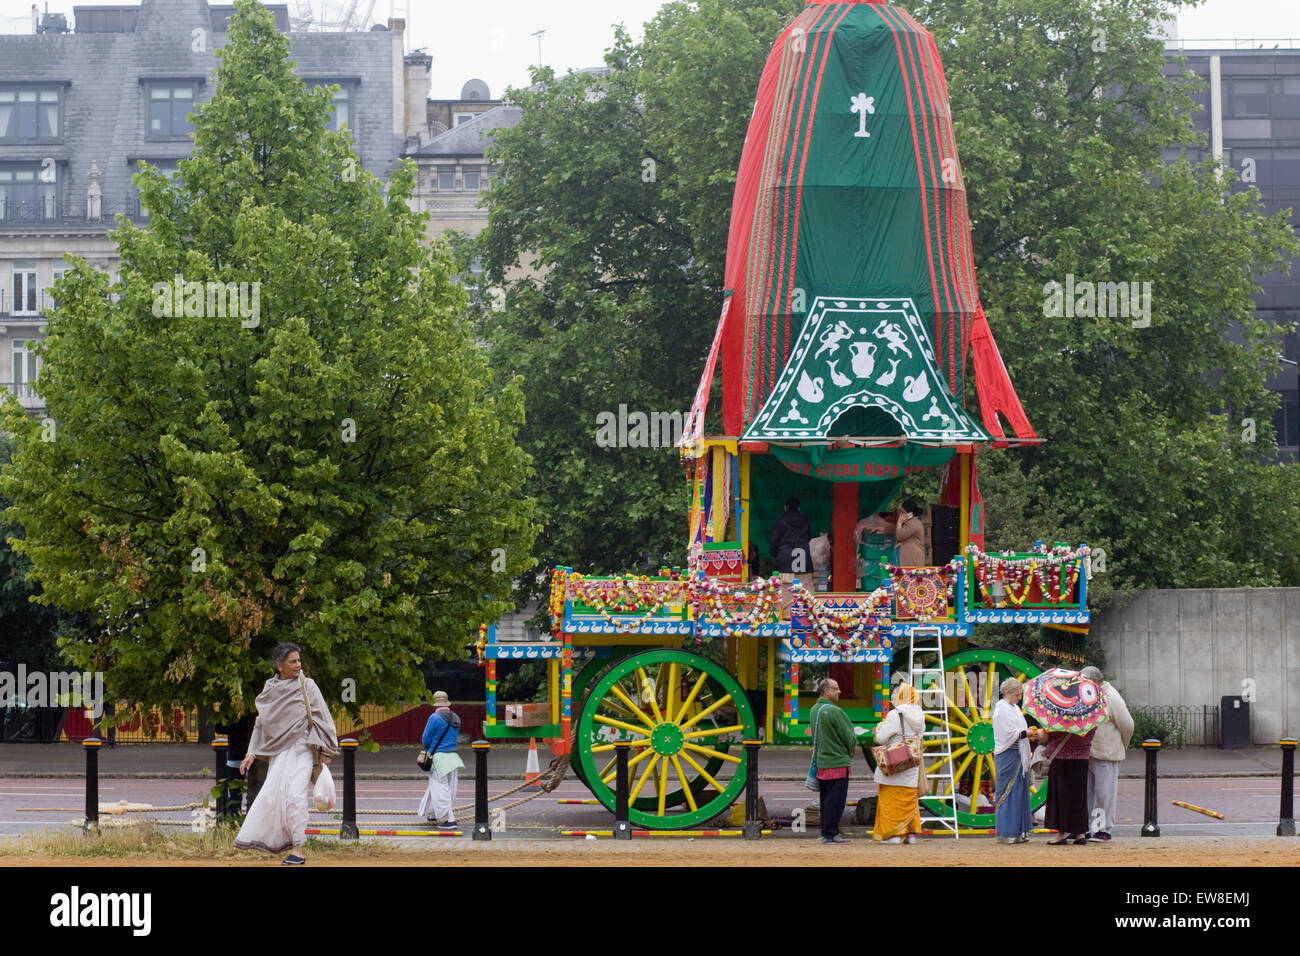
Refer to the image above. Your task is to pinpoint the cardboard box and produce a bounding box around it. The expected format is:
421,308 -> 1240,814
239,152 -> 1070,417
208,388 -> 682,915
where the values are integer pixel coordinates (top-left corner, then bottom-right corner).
504,703 -> 551,727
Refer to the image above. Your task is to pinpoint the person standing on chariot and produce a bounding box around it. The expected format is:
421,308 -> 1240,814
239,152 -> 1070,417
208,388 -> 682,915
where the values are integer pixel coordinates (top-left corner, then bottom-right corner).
809,678 -> 857,844
769,496 -> 811,586
871,682 -> 925,844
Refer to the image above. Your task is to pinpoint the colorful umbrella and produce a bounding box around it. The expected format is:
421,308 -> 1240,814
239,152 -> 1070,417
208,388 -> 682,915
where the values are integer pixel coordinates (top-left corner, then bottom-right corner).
1022,668 -> 1108,734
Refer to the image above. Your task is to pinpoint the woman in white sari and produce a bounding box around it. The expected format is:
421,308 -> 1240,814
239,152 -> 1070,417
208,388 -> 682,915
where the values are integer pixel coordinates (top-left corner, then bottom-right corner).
235,643 -> 339,865
992,676 -> 1036,844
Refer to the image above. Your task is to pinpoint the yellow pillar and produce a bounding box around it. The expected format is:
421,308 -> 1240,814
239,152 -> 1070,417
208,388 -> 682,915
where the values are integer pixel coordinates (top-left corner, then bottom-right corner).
739,451 -> 751,580
959,451 -> 972,553
549,658 -> 560,725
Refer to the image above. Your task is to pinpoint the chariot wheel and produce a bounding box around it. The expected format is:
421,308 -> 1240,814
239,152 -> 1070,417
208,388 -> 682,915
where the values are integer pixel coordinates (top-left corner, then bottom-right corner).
573,648 -> 756,829
915,647 -> 1045,830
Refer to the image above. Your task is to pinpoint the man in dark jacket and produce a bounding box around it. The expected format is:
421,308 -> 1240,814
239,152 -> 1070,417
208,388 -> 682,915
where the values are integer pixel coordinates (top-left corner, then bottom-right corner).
769,496 -> 812,584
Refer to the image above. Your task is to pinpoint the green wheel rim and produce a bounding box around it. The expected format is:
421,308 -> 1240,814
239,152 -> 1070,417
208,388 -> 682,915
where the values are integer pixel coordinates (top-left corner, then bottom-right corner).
575,648 -> 756,830
917,648 -> 1045,830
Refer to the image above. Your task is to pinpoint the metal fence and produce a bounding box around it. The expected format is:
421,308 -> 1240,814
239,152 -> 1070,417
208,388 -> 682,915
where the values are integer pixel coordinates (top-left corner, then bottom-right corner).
1129,704 -> 1220,748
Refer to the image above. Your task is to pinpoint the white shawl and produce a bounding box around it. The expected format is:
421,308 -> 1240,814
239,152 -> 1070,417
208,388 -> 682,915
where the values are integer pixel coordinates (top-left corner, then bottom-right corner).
992,698 -> 1031,774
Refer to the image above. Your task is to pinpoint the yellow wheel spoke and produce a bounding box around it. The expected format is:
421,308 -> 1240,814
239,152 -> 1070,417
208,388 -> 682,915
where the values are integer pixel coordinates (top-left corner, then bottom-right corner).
608,683 -> 658,731
972,754 -> 985,811
683,724 -> 744,741
982,662 -> 996,719
657,757 -> 670,816
924,755 -> 952,777
629,754 -> 661,802
673,672 -> 709,723
666,662 -> 679,727
597,756 -> 616,781
682,742 -> 740,764
591,739 -> 654,753
680,693 -> 733,730
946,751 -> 976,796
943,693 -> 973,729
593,713 -> 651,737
960,670 -> 980,725
670,755 -> 698,812
923,734 -> 966,747
637,668 -> 665,722
600,746 -> 653,784
679,750 -> 724,793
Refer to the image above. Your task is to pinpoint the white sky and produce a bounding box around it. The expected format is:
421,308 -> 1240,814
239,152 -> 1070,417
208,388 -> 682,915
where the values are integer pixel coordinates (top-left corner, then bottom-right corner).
1,0 -> 1298,98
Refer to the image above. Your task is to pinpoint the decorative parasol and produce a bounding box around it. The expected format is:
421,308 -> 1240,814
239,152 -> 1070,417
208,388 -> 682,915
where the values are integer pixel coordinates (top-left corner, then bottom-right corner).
1022,668 -> 1108,734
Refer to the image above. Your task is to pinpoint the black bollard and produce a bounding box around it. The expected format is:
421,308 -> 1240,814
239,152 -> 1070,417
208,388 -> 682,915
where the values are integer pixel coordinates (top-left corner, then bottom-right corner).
1279,738 -> 1297,837
83,737 -> 101,830
472,740 -> 491,841
340,739 -> 359,841
1141,739 -> 1161,837
211,736 -> 228,820
614,742 -> 631,840
743,739 -> 761,841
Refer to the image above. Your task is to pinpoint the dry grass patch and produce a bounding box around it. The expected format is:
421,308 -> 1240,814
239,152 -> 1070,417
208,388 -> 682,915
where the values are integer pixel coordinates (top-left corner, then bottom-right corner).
6,823 -> 400,860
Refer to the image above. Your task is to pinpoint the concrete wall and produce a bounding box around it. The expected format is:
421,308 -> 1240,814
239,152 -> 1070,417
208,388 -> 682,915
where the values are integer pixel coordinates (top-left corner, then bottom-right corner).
1091,588 -> 1300,743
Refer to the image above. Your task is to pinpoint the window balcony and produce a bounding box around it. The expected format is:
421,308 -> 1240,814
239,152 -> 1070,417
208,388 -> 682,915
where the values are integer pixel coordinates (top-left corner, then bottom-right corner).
2,381 -> 43,409
0,198 -> 149,230
0,289 -> 56,316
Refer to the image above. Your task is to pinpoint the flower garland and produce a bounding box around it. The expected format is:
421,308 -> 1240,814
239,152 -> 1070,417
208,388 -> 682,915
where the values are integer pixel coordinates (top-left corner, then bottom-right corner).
966,544 -> 1090,608
791,580 -> 892,655
565,573 -> 689,632
688,575 -> 781,639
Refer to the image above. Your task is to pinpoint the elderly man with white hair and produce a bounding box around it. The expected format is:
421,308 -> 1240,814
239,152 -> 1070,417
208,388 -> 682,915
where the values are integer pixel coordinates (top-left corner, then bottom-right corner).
1080,666 -> 1133,842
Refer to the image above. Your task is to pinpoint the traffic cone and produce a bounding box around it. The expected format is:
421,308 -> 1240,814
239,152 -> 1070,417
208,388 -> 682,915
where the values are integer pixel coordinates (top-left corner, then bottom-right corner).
524,738 -> 542,790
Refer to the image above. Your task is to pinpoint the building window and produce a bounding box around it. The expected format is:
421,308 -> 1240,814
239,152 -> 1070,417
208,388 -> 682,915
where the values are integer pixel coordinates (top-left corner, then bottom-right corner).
0,87 -> 60,140
463,170 -> 481,192
0,164 -> 59,222
12,262 -> 38,315
148,84 -> 197,137
12,339 -> 39,389
310,82 -> 352,133
438,169 -> 456,191
454,112 -> 474,126
133,161 -> 180,220
1229,80 -> 1270,118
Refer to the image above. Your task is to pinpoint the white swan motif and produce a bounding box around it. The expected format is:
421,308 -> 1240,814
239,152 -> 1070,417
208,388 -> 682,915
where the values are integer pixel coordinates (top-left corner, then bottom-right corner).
902,373 -> 930,403
875,358 -> 901,387
797,370 -> 825,403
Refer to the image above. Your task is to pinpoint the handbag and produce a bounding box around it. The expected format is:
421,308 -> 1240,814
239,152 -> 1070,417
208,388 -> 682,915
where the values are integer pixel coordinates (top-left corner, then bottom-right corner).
418,719 -> 454,773
299,675 -> 326,785
872,707 -> 922,776
804,704 -> 827,791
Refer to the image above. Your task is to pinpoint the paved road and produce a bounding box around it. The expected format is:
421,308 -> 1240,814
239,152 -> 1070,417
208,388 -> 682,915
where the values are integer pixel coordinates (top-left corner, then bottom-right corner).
0,774 -> 1287,841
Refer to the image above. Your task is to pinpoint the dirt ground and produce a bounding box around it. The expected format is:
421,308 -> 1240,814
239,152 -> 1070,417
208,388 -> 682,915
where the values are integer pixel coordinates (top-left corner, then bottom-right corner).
2,835 -> 1298,866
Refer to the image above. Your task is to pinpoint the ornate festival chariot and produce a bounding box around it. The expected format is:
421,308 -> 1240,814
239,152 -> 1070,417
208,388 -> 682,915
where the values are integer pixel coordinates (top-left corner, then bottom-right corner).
478,0 -> 1093,831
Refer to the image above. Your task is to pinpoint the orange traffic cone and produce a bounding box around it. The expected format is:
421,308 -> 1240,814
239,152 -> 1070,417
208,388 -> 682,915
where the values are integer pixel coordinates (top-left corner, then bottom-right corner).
524,738 -> 542,790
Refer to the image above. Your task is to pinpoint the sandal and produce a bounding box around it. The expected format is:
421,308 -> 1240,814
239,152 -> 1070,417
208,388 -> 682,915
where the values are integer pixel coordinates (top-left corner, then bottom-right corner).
1073,835 -> 1090,845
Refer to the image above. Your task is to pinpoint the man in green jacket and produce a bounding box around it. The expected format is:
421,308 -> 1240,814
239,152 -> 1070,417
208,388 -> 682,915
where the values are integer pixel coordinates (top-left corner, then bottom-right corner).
810,678 -> 857,843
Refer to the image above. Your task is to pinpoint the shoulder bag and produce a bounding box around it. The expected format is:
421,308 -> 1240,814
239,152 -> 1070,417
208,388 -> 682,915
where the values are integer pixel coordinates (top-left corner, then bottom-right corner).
417,718 -> 454,773
871,707 -> 922,776
804,704 -> 827,791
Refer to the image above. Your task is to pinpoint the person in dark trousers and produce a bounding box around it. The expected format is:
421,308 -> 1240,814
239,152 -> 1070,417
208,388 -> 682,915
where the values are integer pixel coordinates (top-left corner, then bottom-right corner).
769,496 -> 812,585
810,678 -> 857,844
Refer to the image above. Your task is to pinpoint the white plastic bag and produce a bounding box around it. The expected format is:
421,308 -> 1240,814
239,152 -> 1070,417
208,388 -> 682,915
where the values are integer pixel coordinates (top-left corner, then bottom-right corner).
313,764 -> 336,811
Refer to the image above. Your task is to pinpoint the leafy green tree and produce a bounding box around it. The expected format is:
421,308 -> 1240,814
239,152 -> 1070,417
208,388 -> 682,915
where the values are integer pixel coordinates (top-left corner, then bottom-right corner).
0,0 -> 537,725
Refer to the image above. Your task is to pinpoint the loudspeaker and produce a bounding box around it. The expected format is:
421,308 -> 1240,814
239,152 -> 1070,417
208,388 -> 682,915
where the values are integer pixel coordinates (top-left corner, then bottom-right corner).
930,505 -> 960,565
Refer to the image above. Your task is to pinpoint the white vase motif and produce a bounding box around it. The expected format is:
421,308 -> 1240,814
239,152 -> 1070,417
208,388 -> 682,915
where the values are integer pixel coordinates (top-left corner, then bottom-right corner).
849,341 -> 877,378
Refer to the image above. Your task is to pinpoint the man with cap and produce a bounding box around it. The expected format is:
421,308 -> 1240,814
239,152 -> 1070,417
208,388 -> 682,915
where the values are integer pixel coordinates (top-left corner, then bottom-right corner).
417,691 -> 465,826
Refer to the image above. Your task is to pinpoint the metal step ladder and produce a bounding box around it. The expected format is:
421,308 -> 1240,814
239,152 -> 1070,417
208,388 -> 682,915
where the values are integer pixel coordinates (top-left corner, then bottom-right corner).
907,626 -> 959,838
